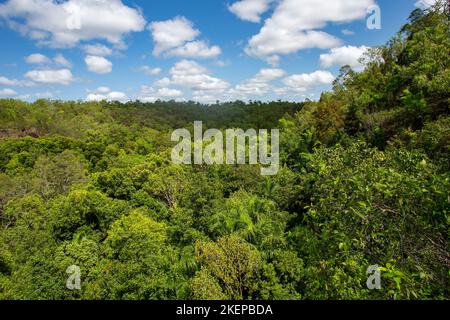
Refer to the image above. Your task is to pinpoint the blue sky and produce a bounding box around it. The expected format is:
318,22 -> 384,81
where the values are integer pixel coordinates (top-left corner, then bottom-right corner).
0,0 -> 435,103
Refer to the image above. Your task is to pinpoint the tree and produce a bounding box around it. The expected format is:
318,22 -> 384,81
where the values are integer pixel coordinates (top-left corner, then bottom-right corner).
195,235 -> 261,299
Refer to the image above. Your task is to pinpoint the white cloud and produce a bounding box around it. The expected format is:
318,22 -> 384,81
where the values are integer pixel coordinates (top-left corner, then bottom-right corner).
247,31 -> 341,59
271,70 -> 335,99
320,45 -> 369,72
82,44 -> 113,56
141,65 -> 333,103
0,76 -> 20,86
228,0 -> 273,23
0,0 -> 146,48
140,66 -> 162,76
149,16 -> 221,59
136,85 -> 184,102
86,87 -> 128,102
170,60 -> 209,76
214,60 -> 229,67
283,70 -> 335,89
245,0 -> 374,59
147,60 -> 230,103
85,55 -> 112,74
106,91 -> 127,101
35,91 -> 54,99
24,69 -> 74,85
265,55 -> 280,67
230,68 -> 285,99
96,86 -> 111,94
272,86 -> 307,97
174,74 -> 229,91
254,68 -> 286,81
154,77 -> 172,87
54,54 -> 72,68
25,53 -> 51,64
157,87 -> 183,98
149,63 -> 332,103
87,92 -> 127,101
0,76 -> 34,87
136,86 -> 156,102
169,60 -> 229,91
17,91 -> 55,100
415,0 -> 438,9
149,16 -> 200,56
166,40 -> 221,59
191,93 -> 225,104
25,53 -> 72,68
0,88 -> 17,96
137,96 -> 158,103
341,29 -> 355,36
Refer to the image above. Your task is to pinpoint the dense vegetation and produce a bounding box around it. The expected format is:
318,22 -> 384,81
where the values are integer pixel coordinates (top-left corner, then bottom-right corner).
0,4 -> 448,300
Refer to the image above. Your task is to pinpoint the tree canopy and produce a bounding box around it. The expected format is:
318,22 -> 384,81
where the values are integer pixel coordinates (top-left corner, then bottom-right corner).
0,3 -> 448,300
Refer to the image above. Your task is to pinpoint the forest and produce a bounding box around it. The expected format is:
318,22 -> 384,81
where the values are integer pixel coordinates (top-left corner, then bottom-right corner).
0,4 -> 448,300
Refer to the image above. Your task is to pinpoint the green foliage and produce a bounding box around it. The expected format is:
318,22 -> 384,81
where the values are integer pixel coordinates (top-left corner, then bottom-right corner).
208,191 -> 290,250
48,189 -> 129,241
195,235 -> 261,299
0,3 -> 448,300
188,268 -> 227,300
295,141 -> 449,299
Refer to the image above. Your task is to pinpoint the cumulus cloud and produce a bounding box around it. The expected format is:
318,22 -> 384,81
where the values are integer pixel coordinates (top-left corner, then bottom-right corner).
170,60 -> 208,77
247,30 -> 340,60
148,63 -> 333,103
166,40 -> 221,59
137,85 -> 184,102
254,68 -> 286,81
228,0 -> 273,23
0,0 -> 146,48
283,70 -> 335,88
54,54 -> 72,68
147,60 -> 230,103
230,68 -> 285,99
191,92 -> 229,104
154,77 -> 172,87
149,16 -> 199,56
82,44 -> 113,56
86,87 -> 128,102
25,53 -> 51,64
34,91 -> 54,99
0,76 -> 21,86
0,77 -> 16,86
140,66 -> 162,76
17,91 -> 55,100
25,53 -> 72,69
96,86 -> 111,94
157,87 -> 183,98
415,0 -> 438,8
24,69 -> 74,85
85,55 -> 112,74
0,75 -> 34,87
271,70 -> 335,98
149,16 -> 221,59
169,60 -> 230,91
245,0 -> 374,60
0,88 -> 17,96
265,55 -> 280,67
341,29 -> 355,36
186,67 -> 287,103
320,45 -> 369,72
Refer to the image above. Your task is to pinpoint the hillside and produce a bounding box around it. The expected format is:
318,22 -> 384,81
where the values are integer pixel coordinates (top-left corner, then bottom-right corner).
0,3 -> 448,300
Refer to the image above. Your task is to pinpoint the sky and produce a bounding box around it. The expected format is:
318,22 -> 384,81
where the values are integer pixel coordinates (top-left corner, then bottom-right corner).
0,0 -> 438,104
